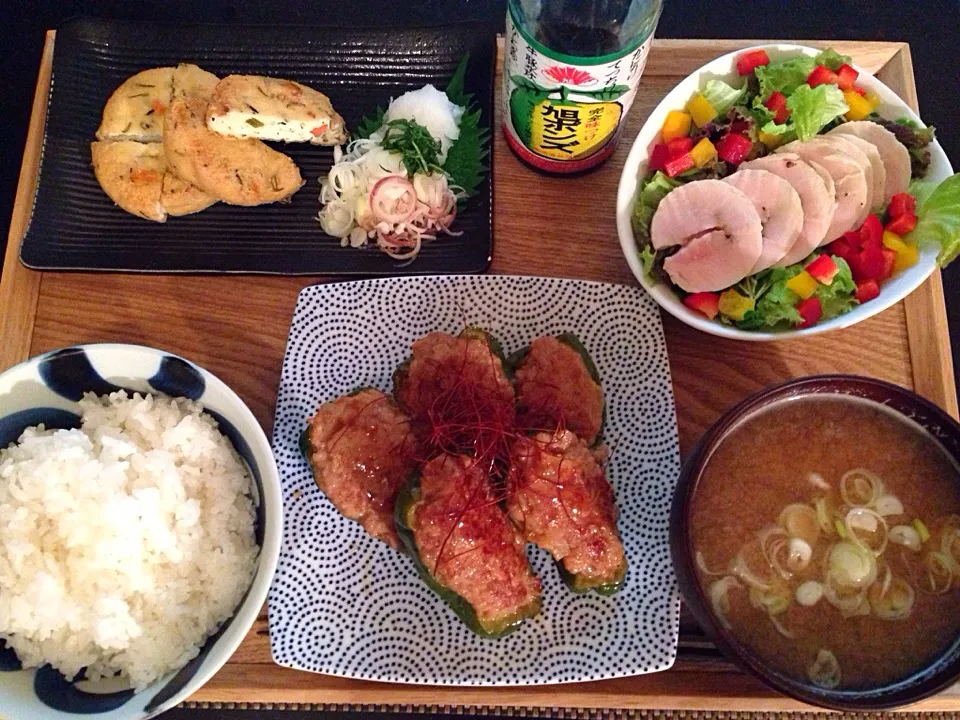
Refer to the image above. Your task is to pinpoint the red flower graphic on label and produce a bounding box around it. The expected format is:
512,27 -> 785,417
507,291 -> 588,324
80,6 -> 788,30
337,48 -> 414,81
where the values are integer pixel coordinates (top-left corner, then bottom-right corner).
543,65 -> 596,86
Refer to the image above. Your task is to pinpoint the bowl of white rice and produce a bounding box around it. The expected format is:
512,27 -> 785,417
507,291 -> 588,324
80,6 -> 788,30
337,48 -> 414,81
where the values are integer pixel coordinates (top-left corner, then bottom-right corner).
0,344 -> 281,719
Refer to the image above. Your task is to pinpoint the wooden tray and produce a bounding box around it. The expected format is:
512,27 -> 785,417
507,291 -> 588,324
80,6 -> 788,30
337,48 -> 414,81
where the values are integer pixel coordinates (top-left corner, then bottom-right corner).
1,35 -> 958,713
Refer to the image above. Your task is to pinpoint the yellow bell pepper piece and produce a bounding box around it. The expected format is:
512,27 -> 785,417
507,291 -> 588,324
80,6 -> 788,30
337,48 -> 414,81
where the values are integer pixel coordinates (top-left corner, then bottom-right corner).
882,231 -> 908,253
895,242 -> 919,272
843,90 -> 873,121
689,138 -> 717,168
661,110 -> 692,141
718,289 -> 754,321
686,94 -> 717,128
864,91 -> 881,112
883,231 -> 920,272
785,270 -> 819,300
758,130 -> 785,149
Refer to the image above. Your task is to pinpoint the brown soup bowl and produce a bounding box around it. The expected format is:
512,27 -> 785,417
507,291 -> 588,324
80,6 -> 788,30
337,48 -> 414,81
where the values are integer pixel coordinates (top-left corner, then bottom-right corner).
670,375 -> 960,710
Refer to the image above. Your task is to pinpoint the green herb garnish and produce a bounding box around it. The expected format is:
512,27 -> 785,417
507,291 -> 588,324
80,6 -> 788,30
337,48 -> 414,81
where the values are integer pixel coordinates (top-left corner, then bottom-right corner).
380,119 -> 445,176
245,117 -> 264,128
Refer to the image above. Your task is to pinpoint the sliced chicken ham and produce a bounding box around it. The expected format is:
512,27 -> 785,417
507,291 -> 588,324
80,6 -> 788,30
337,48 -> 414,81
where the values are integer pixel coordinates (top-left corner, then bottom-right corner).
777,142 -> 868,243
723,169 -> 803,273
740,154 -> 835,266
650,179 -> 762,293
792,136 -> 876,224
829,121 -> 911,203
826,133 -> 886,211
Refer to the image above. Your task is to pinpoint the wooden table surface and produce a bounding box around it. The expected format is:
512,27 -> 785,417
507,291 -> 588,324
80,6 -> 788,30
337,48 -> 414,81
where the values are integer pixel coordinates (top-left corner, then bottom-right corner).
1,36 -> 958,713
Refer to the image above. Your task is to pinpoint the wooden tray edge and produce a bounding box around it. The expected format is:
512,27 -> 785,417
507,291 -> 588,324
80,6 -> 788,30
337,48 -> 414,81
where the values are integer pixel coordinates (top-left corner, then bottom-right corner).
0,30 -> 52,372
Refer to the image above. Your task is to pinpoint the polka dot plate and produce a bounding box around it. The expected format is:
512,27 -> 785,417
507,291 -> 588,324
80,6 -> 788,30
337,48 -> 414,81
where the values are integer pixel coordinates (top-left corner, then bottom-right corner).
268,275 -> 682,685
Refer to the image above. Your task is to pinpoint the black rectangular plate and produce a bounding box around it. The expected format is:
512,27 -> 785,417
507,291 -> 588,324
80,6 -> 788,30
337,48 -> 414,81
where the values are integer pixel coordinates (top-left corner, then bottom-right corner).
21,18 -> 495,274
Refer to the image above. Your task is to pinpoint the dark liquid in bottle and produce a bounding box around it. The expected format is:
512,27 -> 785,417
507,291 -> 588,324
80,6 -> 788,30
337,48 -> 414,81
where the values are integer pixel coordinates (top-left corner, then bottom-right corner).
534,0 -> 632,56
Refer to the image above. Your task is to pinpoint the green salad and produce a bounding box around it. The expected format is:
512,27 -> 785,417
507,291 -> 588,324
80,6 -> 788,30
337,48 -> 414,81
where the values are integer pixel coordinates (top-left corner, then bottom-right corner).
632,47 -> 960,332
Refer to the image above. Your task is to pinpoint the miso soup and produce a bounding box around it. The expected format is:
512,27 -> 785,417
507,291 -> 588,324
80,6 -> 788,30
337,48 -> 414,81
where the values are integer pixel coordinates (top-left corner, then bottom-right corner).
691,395 -> 960,690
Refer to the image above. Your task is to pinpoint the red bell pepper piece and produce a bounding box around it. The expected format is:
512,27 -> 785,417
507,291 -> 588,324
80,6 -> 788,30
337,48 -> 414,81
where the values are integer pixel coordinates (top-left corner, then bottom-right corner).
736,49 -> 771,76
827,238 -> 860,261
855,279 -> 881,304
807,64 -> 839,87
835,63 -> 859,91
664,152 -> 695,177
885,212 -> 918,236
805,254 -> 840,284
682,292 -> 721,320
860,214 -> 884,249
715,133 -> 753,165
879,247 -> 897,281
649,143 -> 670,172
887,192 -> 917,219
796,297 -> 823,328
848,246 -> 885,283
850,85 -> 867,96
763,91 -> 791,124
666,136 -> 695,158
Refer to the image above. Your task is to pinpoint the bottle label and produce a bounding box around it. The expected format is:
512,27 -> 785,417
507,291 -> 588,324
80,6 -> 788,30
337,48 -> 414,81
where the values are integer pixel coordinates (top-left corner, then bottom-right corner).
502,5 -> 654,171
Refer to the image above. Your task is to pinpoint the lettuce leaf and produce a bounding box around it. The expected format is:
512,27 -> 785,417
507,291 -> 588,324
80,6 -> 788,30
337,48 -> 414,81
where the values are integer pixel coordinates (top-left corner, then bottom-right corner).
639,245 -> 656,277
814,256 -> 857,318
754,56 -> 817,97
701,79 -> 746,116
813,49 -> 852,71
786,84 -> 849,141
908,178 -> 939,208
755,265 -> 803,326
908,174 -> 960,266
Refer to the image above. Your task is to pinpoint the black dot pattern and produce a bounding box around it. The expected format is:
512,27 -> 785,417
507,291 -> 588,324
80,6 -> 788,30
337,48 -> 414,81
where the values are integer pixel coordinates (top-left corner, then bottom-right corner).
267,275 -> 682,685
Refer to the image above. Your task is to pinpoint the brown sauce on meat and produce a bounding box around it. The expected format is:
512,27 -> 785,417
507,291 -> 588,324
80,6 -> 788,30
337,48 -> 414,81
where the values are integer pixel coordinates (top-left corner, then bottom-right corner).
692,396 -> 960,689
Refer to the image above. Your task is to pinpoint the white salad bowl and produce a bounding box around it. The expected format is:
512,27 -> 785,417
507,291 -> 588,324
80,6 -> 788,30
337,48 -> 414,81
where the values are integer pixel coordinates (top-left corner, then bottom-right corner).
615,43 -> 955,341
0,344 -> 282,719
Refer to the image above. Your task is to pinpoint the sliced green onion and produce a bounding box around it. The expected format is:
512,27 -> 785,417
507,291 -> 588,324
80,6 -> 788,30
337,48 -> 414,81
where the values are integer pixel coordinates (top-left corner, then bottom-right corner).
845,507 -> 888,556
874,494 -> 904,517
808,649 -> 842,689
889,525 -> 922,552
840,468 -> 883,508
709,576 -> 742,629
778,503 -> 821,546
796,580 -> 824,607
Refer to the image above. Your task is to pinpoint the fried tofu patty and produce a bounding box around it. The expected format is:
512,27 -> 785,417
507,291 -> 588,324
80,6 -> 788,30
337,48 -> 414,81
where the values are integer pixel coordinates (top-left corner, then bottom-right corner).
514,336 -> 604,444
408,454 -> 541,632
90,140 -> 167,221
507,429 -> 626,590
206,74 -> 347,146
96,67 -> 174,143
163,97 -> 304,206
305,388 -> 417,549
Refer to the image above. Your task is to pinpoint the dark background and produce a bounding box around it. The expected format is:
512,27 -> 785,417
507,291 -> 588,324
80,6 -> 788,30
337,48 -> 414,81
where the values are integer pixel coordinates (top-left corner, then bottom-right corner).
1,1 -> 959,718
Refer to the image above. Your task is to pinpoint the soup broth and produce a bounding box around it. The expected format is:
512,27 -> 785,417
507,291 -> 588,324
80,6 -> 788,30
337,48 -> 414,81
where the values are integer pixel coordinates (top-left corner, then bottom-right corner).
692,395 -> 960,690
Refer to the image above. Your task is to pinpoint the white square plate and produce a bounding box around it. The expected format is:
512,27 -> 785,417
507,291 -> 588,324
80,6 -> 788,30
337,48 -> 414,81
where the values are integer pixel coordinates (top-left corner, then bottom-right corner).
268,275 -> 681,685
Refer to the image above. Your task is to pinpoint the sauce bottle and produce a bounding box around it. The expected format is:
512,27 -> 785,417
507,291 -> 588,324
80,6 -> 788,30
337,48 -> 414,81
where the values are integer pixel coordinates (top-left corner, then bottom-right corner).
503,0 -> 664,174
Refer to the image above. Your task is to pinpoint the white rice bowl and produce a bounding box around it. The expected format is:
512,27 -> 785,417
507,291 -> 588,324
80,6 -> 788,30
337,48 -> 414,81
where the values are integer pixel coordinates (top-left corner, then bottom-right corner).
0,390 -> 259,691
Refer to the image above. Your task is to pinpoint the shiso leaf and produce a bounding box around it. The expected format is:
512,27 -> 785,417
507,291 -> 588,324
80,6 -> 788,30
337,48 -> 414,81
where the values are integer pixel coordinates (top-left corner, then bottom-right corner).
443,53 -> 489,200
